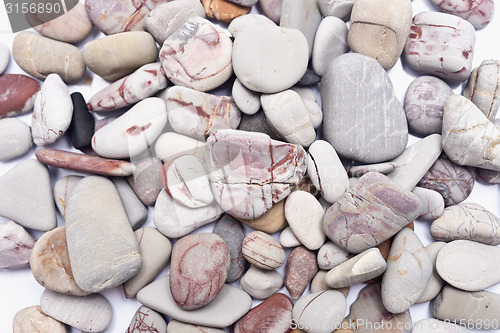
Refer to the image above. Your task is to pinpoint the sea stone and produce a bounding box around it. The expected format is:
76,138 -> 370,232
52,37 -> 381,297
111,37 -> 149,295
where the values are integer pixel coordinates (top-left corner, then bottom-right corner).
412,318 -> 470,333
83,31 -> 158,82
310,270 -> 350,297
416,242 -> 446,304
154,189 -> 223,238
124,227 -> 171,298
412,187 -> 445,220
242,231 -> 286,270
381,228 -> 432,314
65,176 -> 141,293
404,76 -> 453,136
285,246 -> 318,299
0,159 -> 56,231
127,154 -> 163,205
12,32 -> 85,83
92,97 -> 167,159
167,320 -> 224,333
418,152 -> 475,206
0,74 -> 39,118
318,0 -> 355,20
85,0 -> 169,35
430,285 -> 500,329
323,172 -> 421,253
404,12 -> 476,82
238,200 -> 288,233
160,17 -> 233,91
238,112 -> 280,140
206,129 -> 307,220
0,118 -> 32,161
234,293 -> 293,333
13,306 -> 66,333
40,289 -> 112,332
312,16 -> 349,76
317,241 -> 351,270
68,92 -> 95,150
137,275 -> 252,328
463,59 -> 500,120
201,0 -> 251,23
0,41 -> 9,74
127,306 -> 167,333
321,53 -> 408,163
87,63 -> 168,112
0,221 -> 35,269
227,14 -> 275,38
53,176 -> 82,219
166,86 -> 241,140
232,78 -> 261,115
232,25 -> 308,93
280,226 -> 301,248
145,0 -> 206,45
32,74 -> 73,146
348,0 -> 412,69
429,0 -> 494,29
155,132 -> 206,162
292,290 -> 346,333
259,0 -> 282,23
112,177 -> 148,230
240,266 -> 283,299
213,215 -> 247,283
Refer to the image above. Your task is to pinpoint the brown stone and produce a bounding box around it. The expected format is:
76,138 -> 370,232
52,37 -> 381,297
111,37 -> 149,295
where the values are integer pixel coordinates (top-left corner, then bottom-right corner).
201,0 -> 251,23
0,74 -> 39,119
284,246 -> 318,299
13,306 -> 67,333
234,293 -> 293,333
237,200 -> 288,233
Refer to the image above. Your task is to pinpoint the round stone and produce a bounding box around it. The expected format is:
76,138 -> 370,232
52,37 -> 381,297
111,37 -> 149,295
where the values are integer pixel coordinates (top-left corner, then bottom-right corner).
0,118 -> 32,161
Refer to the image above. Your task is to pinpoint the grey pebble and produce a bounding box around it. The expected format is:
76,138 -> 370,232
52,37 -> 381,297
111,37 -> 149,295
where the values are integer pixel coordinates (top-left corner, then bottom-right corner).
318,0 -> 355,20
232,78 -> 261,115
312,16 -> 349,76
416,242 -> 446,304
127,153 -> 164,206
0,118 -> 32,161
317,241 -> 351,270
238,111 -> 280,140
240,266 -> 283,299
112,177 -> 148,230
463,59 -> 500,121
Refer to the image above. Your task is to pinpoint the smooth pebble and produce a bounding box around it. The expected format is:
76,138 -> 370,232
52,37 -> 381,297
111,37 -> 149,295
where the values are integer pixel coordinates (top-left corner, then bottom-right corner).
312,16 -> 349,76
0,41 -> 9,74
463,59 -> 500,120
68,92 -> 95,151
0,74 -> 39,119
13,306 -> 66,333
284,246 -> 318,299
412,186 -> 445,220
416,242 -> 446,304
232,78 -> 261,115
280,226 -> 302,248
0,118 -> 32,161
242,231 -> 286,270
240,265 -> 283,299
317,0 -> 355,20
0,221 -> 35,269
317,241 -> 351,271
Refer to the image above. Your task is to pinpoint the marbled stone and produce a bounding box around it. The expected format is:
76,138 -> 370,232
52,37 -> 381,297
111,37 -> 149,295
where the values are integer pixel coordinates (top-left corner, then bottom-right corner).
259,0 -> 282,23
238,200 -> 288,233
155,132 -> 206,162
232,78 -> 261,115
404,76 -> 453,136
318,0 -> 355,20
112,177 -> 148,230
0,74 -> 38,119
160,17 -> 232,91
418,152 -> 475,206
238,112 -> 280,140
430,0 -> 494,29
285,246 -> 318,299
404,12 -> 476,82
321,53 -> 408,163
232,25 -> 308,93
240,265 -> 283,299
0,41 -> 9,74
280,226 -> 301,248
166,86 -> 241,140
412,187 -> 445,220
12,32 -> 85,83
317,241 -> 351,271
65,176 -> 141,293
68,92 -> 95,151
126,306 -> 167,333
83,31 -> 158,82
0,118 -> 32,161
293,290 -> 346,333
412,318 -> 470,333
201,0 -> 251,23
234,293 -> 293,333
312,16 -> 349,76
53,176 -> 82,219
13,306 -> 66,333
0,221 -> 35,269
416,242 -> 446,304
463,59 -> 500,120
227,14 -> 275,37
127,154 -> 163,205
477,168 -> 500,183
242,231 -> 286,270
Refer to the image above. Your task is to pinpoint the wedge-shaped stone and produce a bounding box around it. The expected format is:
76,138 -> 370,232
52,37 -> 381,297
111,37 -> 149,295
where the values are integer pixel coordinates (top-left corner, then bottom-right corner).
112,177 -> 148,230
127,153 -> 163,205
0,221 -> 35,269
65,176 -> 141,293
237,200 -> 287,233
285,246 -> 318,299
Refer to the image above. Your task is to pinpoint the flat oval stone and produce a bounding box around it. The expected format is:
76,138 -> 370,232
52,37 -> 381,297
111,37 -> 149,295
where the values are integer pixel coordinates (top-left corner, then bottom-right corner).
348,0 -> 412,69
30,226 -> 89,296
0,74 -> 39,119
40,289 -> 112,332
237,200 -> 287,233
323,172 -> 421,253
312,16 -> 349,76
83,31 -> 158,82
285,246 -> 318,299
0,118 -> 32,161
430,285 -> 500,329
321,53 -> 408,163
416,242 -> 446,304
92,97 -> 167,159
213,215 -> 246,283
404,76 -> 453,136
13,306 -> 66,333
412,186 -> 445,221
238,111 -> 280,140
227,14 -> 275,38
32,74 -> 73,146
234,293 -> 293,333
68,92 -> 95,151
0,41 -> 9,74
232,25 -> 308,94
0,221 -> 35,269
146,0 -> 206,45
201,0 -> 251,23
418,152 -> 475,206
412,318 -> 470,333
239,265 -> 283,299
137,275 -> 252,328
242,231 -> 286,270
65,176 -> 141,293
167,320 -> 224,333
127,154 -> 163,206
317,241 -> 351,270
232,78 -> 261,115
431,203 -> 500,245
404,12 -> 476,82
166,86 -> 241,140
259,0 -> 282,23
430,0 -> 494,29
155,132 -> 206,162
124,227 -> 171,298
160,17 -> 232,91
112,177 -> 148,230
170,233 -> 230,310
293,290 -> 346,333
127,306 -> 167,333
463,59 -> 500,120
154,189 -> 223,238
280,226 -> 301,248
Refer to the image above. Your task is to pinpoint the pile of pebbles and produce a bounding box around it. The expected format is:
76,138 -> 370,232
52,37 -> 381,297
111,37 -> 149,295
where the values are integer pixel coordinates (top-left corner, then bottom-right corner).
1,0 -> 500,332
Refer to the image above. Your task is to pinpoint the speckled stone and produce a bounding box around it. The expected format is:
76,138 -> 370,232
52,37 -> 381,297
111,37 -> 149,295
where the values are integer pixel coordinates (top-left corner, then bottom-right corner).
13,306 -> 66,333
126,306 -> 167,333
0,221 -> 35,269
0,118 -> 32,161
240,266 -> 283,299
242,231 -> 286,270
285,246 -> 318,299
0,74 -> 39,119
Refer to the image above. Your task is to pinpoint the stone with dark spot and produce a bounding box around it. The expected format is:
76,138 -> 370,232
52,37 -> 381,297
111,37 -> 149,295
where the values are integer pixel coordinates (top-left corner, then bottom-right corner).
0,74 -> 39,119
284,246 -> 318,299
68,92 -> 95,151
238,112 -> 280,140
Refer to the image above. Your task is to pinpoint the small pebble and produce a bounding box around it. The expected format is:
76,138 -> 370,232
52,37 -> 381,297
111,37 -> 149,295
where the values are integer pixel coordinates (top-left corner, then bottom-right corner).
240,266 -> 283,299
242,231 -> 286,270
0,118 -> 32,161
232,78 -> 261,115
317,241 -> 351,271
126,306 -> 167,333
0,74 -> 39,119
112,177 -> 148,230
416,242 -> 446,304
463,59 -> 500,120
280,226 -> 302,248
312,16 -> 349,76
155,132 -> 206,162
53,176 -> 82,219
68,92 -> 95,151
303,98 -> 323,129
0,41 -> 9,74
0,221 -> 35,269
13,306 -> 66,333
317,0 -> 355,20
237,200 -> 288,233
237,111 -> 280,140
127,154 -> 164,206
429,0 -> 494,29
201,0 -> 251,23
412,186 -> 445,220
284,246 -> 318,299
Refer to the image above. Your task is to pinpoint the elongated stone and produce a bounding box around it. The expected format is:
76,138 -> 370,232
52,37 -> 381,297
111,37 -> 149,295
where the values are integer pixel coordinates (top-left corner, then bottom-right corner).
317,241 -> 351,271
293,290 -> 346,333
412,318 -> 470,333
167,320 -> 224,333
0,118 -> 32,161
285,246 -> 318,299
310,270 -> 351,298
232,78 -> 261,115
53,176 -> 82,220
137,275 -> 252,328
127,306 -> 167,333
40,289 -> 112,332
128,154 -> 163,205
213,216 -> 246,283
323,172 -> 421,253
412,187 -> 445,221
67,92 -> 95,151
280,226 -> 301,248
463,59 -> 500,120
206,129 -> 307,219
240,266 -> 283,299
429,0 -> 494,29
111,178 -> 148,230
13,306 -> 66,333
35,148 -> 135,176
0,74 -> 39,119
416,242 -> 446,304
0,221 -> 35,269
242,231 -> 286,270
312,16 -> 349,76
65,176 -> 141,293
87,63 -> 168,112
166,86 -> 241,140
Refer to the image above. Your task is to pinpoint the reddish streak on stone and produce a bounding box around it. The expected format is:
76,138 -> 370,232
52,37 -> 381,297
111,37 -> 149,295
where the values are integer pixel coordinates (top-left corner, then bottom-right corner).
409,26 -> 422,39
0,74 -> 39,117
169,98 -> 211,119
126,308 -> 160,333
462,50 -> 471,59
126,123 -> 152,136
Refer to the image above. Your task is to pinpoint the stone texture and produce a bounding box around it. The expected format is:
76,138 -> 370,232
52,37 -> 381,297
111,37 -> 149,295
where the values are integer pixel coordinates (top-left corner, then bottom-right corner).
240,265 -> 283,299
463,59 -> 500,120
167,320 -> 224,333
280,226 -> 301,248
318,0 -> 355,20
232,78 -> 261,115
127,154 -> 163,205
65,176 -> 141,293
68,92 -> 95,151
412,186 -> 445,221
310,270 -> 350,297
0,74 -> 38,119
259,0 -> 282,23
321,53 -> 408,163
0,118 -> 32,161
238,112 -> 280,140
12,32 -> 85,83
285,246 -> 318,299
126,306 -> 167,333
317,241 -> 351,271
0,41 -> 8,74
13,306 -> 66,333
242,231 -> 286,270
53,176 -> 82,219
155,132 -> 206,162
312,16 -> 349,76
237,200 -> 287,233
227,14 -> 275,38
112,177 -> 148,230
412,318 -> 470,333
430,0 -> 494,28
416,242 -> 446,304
201,0 -> 251,23
0,221 -> 35,269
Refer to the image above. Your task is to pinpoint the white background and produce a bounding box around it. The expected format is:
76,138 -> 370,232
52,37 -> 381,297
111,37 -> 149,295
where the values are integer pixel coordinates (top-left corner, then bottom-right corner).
0,0 -> 500,332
